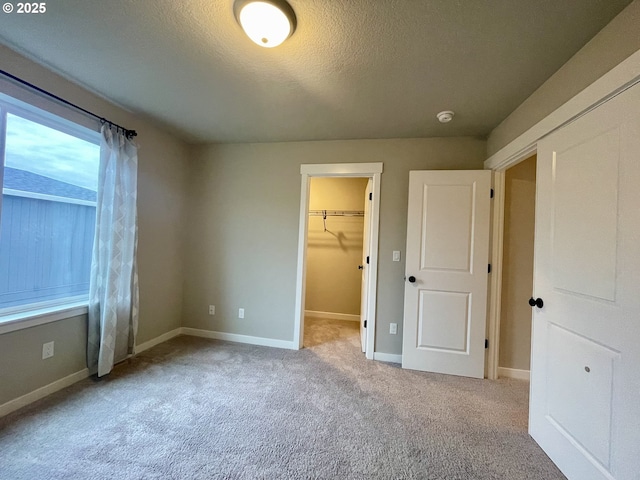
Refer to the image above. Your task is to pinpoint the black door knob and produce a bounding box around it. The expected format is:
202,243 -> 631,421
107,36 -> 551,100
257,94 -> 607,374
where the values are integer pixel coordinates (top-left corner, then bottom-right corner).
358,265 -> 363,270
529,297 -> 544,308
408,276 -> 416,283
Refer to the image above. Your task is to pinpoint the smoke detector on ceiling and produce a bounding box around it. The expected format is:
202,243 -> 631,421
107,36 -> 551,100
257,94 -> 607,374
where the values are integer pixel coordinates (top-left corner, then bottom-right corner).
436,111 -> 455,123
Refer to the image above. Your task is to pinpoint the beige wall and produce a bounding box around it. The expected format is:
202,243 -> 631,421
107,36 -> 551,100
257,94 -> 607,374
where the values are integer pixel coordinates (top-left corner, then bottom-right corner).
183,137 -> 486,354
0,46 -> 189,406
499,156 -> 536,371
0,316 -> 86,405
488,0 -> 640,156
305,178 -> 368,316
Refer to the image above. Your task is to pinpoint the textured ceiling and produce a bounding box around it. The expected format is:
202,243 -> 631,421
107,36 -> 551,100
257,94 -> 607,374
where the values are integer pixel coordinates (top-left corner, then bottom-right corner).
0,0 -> 632,143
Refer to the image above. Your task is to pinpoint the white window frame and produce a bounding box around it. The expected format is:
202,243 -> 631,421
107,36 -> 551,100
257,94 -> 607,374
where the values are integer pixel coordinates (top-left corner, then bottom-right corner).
0,92 -> 100,331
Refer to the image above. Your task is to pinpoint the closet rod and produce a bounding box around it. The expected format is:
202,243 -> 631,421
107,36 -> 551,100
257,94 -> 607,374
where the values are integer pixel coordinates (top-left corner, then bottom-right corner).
308,210 -> 364,217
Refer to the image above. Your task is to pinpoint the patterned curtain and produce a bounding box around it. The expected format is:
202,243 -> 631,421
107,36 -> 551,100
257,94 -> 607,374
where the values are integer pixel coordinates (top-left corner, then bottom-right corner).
87,125 -> 139,377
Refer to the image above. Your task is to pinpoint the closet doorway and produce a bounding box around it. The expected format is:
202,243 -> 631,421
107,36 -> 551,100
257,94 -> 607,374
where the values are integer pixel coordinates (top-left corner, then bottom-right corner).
497,154 -> 536,381
293,163 -> 382,359
303,177 -> 369,350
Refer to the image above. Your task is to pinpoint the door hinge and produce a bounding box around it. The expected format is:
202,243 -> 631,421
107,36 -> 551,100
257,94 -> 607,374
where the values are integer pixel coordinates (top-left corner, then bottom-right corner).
488,264 -> 492,273
364,320 -> 367,328
485,339 -> 489,349
369,192 -> 373,201
490,188 -> 494,198
366,255 -> 370,264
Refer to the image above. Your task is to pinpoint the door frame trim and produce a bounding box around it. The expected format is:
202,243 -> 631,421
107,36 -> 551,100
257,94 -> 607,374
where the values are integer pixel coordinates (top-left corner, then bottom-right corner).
484,48 -> 640,380
293,162 -> 383,359
485,49 -> 640,171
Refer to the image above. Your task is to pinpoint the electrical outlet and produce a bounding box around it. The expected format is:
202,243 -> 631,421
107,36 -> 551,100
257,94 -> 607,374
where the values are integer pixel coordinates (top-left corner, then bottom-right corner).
208,305 -> 215,315
238,308 -> 245,319
42,341 -> 55,359
392,250 -> 401,262
389,323 -> 398,335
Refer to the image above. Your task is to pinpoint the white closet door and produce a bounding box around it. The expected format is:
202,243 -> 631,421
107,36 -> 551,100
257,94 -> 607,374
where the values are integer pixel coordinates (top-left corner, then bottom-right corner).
530,82 -> 640,480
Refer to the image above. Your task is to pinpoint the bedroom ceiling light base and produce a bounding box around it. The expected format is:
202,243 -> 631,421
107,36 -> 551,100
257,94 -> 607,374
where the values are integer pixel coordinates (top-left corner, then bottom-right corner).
234,0 -> 297,48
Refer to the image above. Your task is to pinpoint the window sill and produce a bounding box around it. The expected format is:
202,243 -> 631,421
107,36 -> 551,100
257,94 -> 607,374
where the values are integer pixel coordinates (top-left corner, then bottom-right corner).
0,301 -> 88,335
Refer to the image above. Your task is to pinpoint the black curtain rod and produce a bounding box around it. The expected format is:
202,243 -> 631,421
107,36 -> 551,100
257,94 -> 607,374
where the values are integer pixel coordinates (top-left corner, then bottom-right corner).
0,69 -> 137,139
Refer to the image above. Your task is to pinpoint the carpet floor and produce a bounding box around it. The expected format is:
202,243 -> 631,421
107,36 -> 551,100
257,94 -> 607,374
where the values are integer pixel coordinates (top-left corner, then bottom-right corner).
0,318 -> 565,479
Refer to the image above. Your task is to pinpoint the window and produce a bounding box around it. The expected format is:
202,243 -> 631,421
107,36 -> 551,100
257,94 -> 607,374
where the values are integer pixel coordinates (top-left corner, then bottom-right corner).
0,93 -> 100,316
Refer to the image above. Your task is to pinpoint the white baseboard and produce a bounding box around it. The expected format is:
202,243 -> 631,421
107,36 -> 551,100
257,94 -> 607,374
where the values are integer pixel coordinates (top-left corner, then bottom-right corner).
181,327 -> 297,350
373,352 -> 402,364
0,327 -> 185,418
136,328 -> 182,353
0,368 -> 90,418
0,327 -> 296,418
498,367 -> 530,381
305,310 -> 360,322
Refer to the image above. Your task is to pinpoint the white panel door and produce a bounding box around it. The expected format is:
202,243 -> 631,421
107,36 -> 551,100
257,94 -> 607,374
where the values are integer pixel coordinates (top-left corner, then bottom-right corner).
530,83 -> 640,480
360,179 -> 372,352
402,170 -> 491,378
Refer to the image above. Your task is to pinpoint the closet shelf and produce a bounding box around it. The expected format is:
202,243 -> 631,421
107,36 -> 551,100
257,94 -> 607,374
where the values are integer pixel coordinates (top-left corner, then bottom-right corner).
308,210 -> 364,217
309,210 -> 364,232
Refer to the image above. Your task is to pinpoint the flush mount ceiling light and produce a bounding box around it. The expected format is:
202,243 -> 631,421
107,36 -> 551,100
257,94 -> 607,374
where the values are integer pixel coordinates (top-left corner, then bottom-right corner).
436,111 -> 455,123
234,0 -> 297,48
